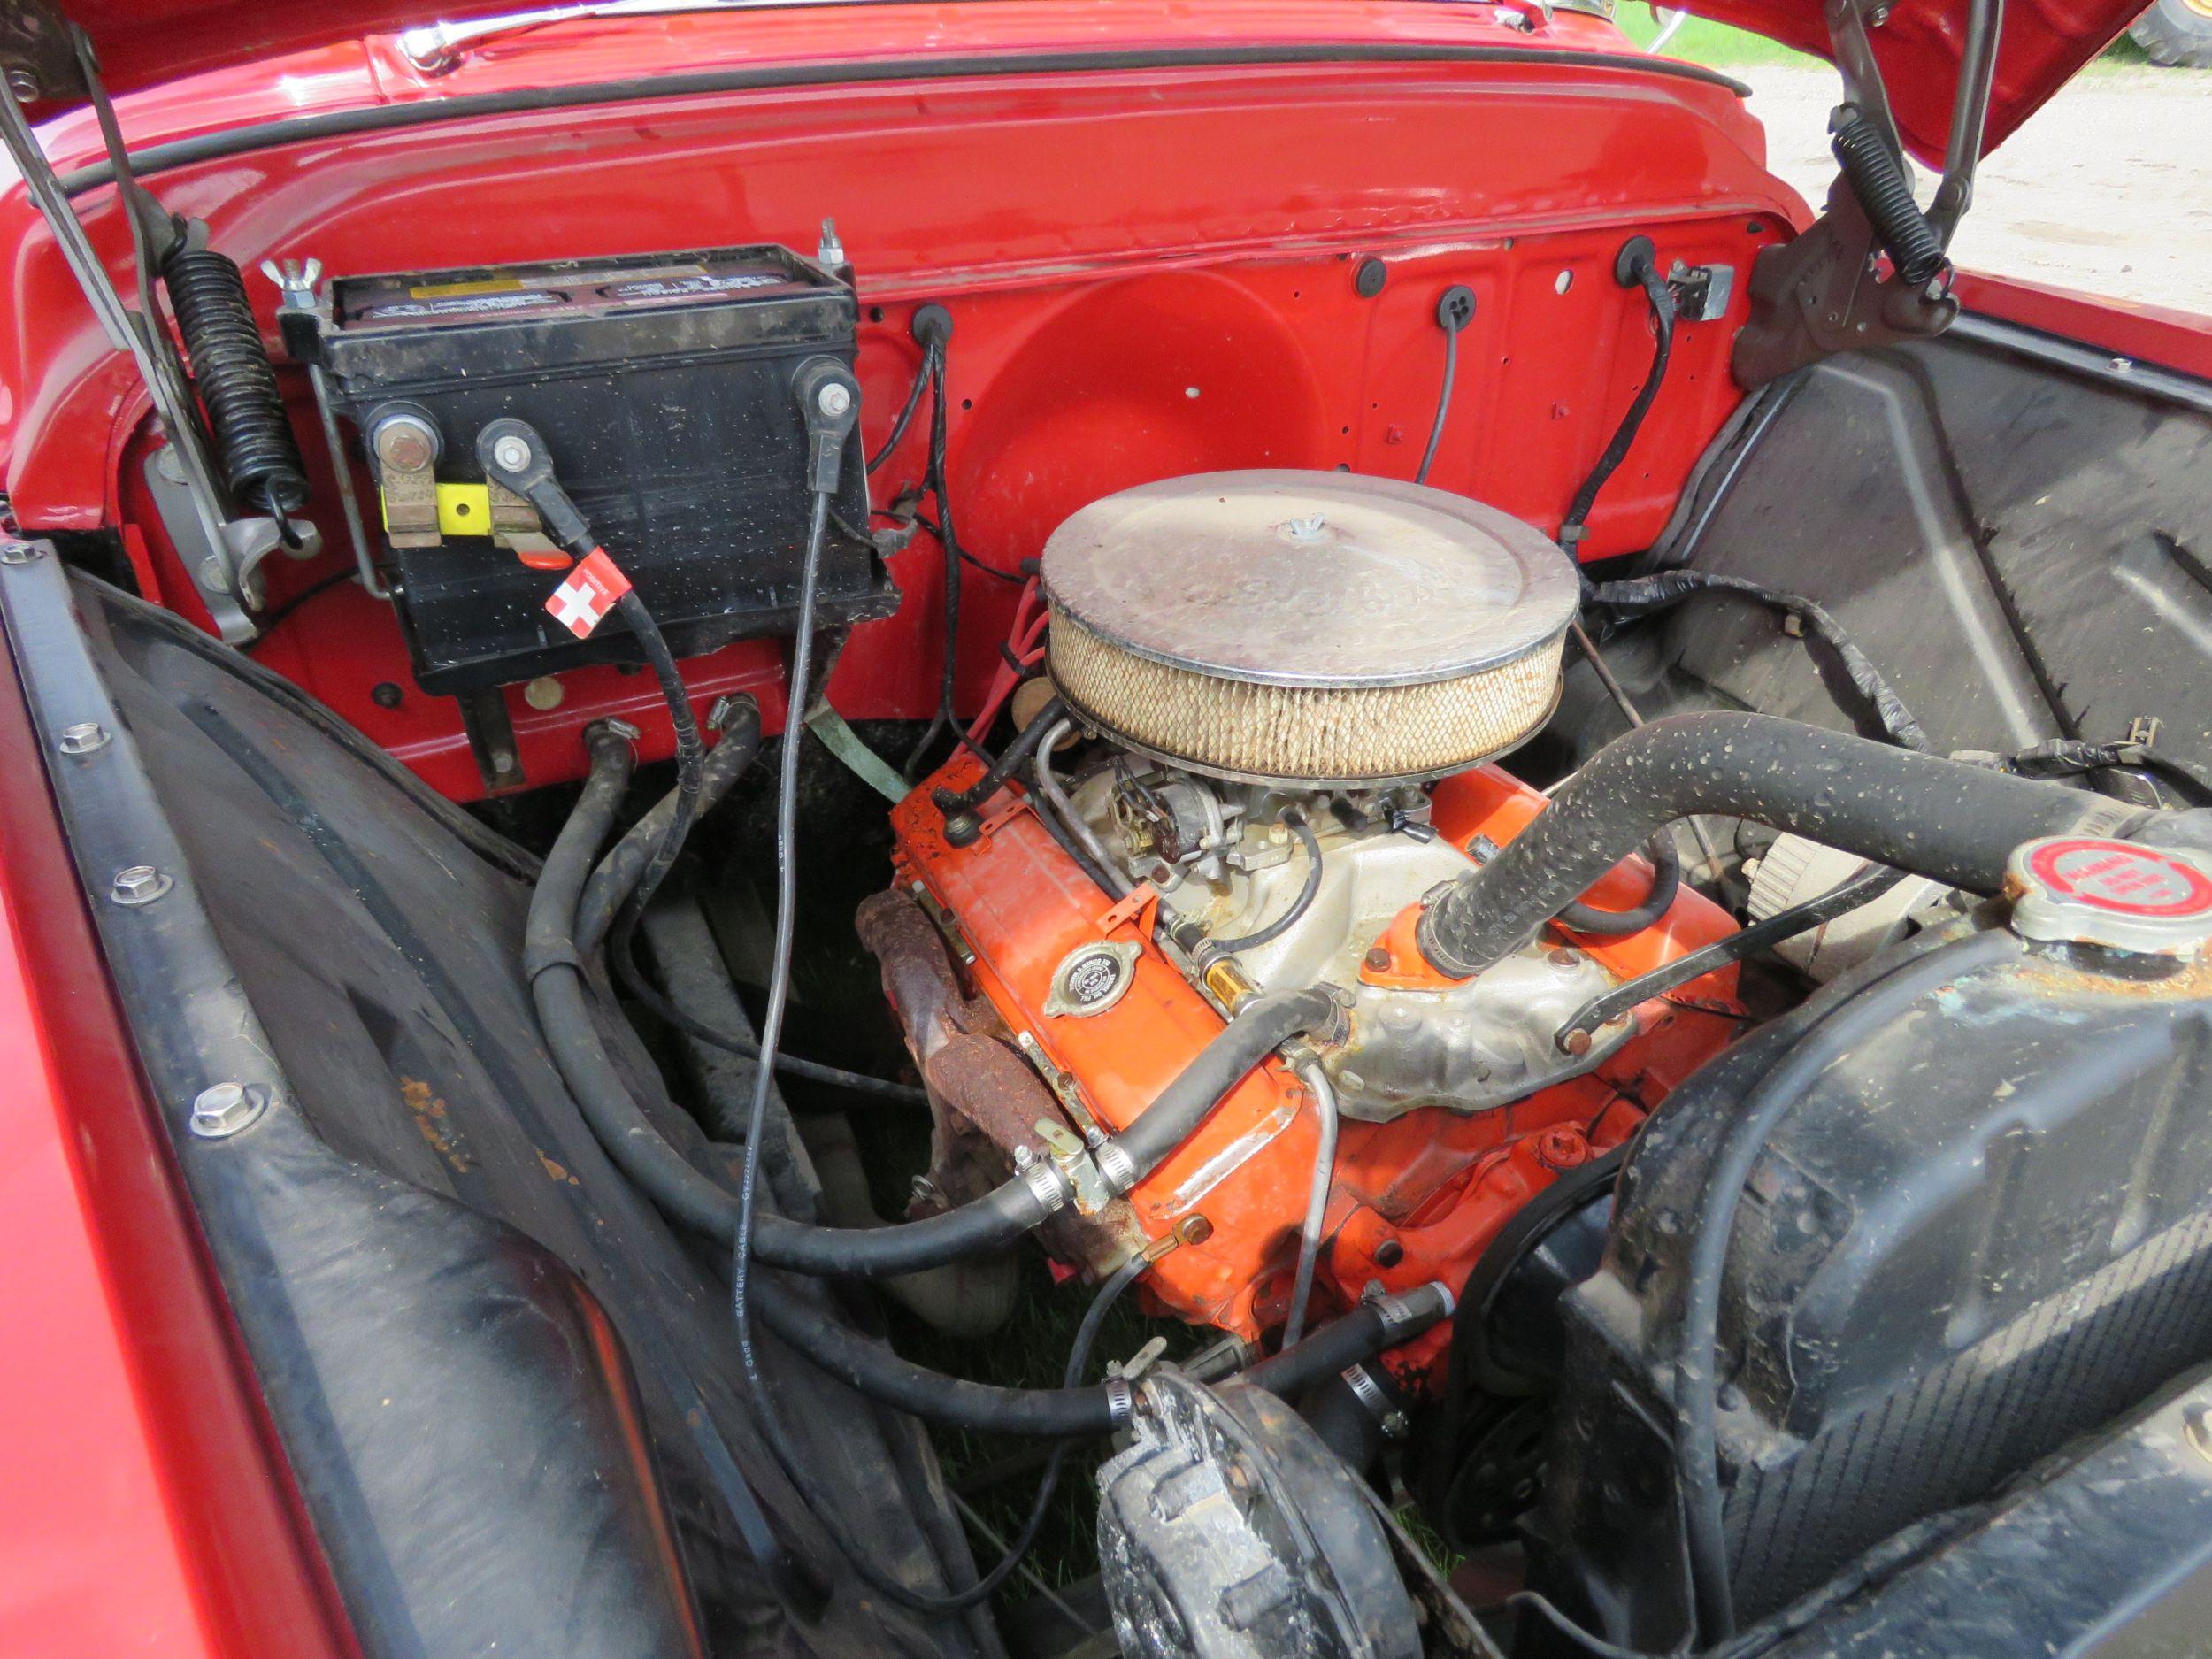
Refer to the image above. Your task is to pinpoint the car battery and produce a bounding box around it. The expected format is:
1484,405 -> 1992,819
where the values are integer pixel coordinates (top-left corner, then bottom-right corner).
296,244 -> 895,695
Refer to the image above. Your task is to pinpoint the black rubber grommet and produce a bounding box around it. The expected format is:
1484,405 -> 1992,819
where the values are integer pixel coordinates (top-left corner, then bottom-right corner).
1614,234 -> 1658,288
911,302 -> 954,348
1354,256 -> 1388,298
1437,284 -> 1476,330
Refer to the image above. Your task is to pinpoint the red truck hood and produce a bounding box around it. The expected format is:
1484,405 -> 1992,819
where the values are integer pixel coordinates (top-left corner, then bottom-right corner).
33,0 -> 2142,163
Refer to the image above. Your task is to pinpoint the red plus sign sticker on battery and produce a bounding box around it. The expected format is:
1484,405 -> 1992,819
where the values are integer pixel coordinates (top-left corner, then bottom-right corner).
545,548 -> 632,639
2024,839 -> 2212,918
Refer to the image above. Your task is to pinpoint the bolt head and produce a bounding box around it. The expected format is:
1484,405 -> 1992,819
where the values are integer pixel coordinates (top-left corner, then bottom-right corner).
1548,946 -> 1582,969
111,864 -> 173,906
1537,1125 -> 1590,1169
1561,1027 -> 1594,1057
5,66 -> 41,103
492,434 -> 533,474
58,721 -> 110,756
0,541 -> 42,565
818,381 -> 853,419
1363,946 -> 1393,972
189,1081 -> 268,1139
197,555 -> 231,595
373,417 -> 437,472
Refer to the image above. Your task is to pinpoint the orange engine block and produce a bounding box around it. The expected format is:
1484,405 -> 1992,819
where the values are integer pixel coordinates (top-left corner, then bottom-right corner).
873,753 -> 1743,1387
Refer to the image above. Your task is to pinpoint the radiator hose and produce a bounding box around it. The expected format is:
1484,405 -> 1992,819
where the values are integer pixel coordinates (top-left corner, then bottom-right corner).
1416,711 -> 2141,979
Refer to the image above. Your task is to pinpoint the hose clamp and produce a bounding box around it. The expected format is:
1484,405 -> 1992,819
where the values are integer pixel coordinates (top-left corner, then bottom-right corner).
1342,1363 -> 1391,1417
1020,1156 -> 1074,1217
1094,1140 -> 1140,1195
1369,1292 -> 1417,1331
1102,1375 -> 1134,1427
1363,1281 -> 1450,1331
1342,1363 -> 1412,1440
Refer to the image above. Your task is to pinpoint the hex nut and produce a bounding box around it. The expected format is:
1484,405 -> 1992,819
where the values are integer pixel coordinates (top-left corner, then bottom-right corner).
0,541 -> 42,565
492,434 -> 533,474
818,381 -> 853,418
57,722 -> 111,756
189,1081 -> 269,1139
110,864 -> 173,906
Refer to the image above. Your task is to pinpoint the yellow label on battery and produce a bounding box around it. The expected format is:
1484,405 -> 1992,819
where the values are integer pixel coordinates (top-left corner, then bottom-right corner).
408,277 -> 527,299
378,482 -> 496,536
436,483 -> 493,535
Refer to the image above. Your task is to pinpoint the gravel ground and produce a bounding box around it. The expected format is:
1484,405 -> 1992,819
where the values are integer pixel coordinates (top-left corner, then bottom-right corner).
1737,64 -> 2212,315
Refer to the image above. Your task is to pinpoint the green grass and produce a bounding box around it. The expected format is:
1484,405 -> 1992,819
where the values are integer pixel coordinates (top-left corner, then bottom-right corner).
1614,5 -> 1822,68
1611,2 -> 2154,72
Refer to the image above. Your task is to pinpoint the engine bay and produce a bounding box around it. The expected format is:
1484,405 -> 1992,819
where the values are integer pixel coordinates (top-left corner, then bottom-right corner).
7,12 -> 2212,1659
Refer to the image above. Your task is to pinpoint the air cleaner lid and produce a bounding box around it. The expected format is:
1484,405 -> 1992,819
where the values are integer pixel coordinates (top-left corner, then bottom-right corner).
1041,471 -> 1579,691
2005,836 -> 2212,956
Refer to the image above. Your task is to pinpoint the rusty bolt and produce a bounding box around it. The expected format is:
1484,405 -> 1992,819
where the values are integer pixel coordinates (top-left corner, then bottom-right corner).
1561,1027 -> 1594,1057
1363,946 -> 1393,972
1536,1125 -> 1591,1171
1549,946 -> 1581,968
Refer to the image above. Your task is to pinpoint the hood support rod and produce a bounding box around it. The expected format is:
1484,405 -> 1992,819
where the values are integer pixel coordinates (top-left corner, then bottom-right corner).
0,26 -> 305,641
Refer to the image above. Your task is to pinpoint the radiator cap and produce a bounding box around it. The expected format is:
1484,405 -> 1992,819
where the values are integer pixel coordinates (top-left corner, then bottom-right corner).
2005,836 -> 2212,956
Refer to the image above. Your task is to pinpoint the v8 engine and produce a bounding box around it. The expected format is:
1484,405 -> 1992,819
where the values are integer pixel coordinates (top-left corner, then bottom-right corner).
869,472 -> 1741,1379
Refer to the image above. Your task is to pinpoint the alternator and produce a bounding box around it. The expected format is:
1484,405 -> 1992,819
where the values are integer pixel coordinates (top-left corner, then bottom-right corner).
1096,1372 -> 1421,1659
